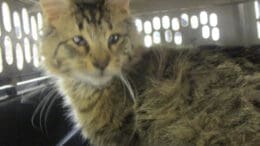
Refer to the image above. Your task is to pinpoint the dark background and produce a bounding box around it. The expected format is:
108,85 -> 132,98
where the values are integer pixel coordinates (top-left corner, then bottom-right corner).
0,85 -> 90,146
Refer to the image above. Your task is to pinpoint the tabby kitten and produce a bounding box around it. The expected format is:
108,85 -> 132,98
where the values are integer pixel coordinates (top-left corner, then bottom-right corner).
40,0 -> 260,146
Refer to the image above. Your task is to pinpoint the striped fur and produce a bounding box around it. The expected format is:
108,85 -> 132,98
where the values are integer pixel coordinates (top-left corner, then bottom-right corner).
40,0 -> 260,146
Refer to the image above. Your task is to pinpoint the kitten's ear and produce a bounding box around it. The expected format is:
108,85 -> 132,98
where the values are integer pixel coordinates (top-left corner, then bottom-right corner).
107,0 -> 130,13
40,0 -> 71,27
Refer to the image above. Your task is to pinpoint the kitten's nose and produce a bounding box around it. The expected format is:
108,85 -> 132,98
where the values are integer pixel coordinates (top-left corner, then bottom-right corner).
92,56 -> 110,71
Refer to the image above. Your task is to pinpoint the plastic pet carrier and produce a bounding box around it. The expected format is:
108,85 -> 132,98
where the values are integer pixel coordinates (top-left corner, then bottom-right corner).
0,0 -> 259,145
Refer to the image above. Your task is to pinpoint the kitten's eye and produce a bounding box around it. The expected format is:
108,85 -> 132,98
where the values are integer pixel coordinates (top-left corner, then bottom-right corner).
73,35 -> 88,46
108,34 -> 121,45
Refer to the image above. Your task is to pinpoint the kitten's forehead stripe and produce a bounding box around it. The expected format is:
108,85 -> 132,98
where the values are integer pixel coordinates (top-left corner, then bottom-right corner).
76,1 -> 105,24
78,21 -> 83,30
74,0 -> 114,32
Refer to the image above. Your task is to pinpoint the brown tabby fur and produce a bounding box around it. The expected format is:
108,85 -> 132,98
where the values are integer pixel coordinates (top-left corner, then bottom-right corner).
40,0 -> 260,145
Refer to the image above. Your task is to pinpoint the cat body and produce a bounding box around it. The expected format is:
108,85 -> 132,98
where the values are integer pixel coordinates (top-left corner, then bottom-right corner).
40,0 -> 260,145
59,49 -> 260,146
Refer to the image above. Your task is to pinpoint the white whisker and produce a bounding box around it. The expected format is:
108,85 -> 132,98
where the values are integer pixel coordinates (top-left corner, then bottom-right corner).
119,74 -> 136,102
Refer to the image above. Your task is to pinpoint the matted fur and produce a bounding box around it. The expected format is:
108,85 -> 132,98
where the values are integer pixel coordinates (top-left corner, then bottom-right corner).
133,49 -> 260,146
40,0 -> 260,145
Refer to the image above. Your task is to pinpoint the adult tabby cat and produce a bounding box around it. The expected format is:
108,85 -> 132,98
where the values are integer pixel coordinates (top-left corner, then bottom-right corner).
40,0 -> 260,145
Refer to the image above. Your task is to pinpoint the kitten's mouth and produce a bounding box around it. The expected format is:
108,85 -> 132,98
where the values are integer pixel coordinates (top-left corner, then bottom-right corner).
90,75 -> 113,87
75,71 -> 115,88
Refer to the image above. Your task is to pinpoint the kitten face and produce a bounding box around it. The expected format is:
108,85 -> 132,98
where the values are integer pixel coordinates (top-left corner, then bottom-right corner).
41,0 -> 140,87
